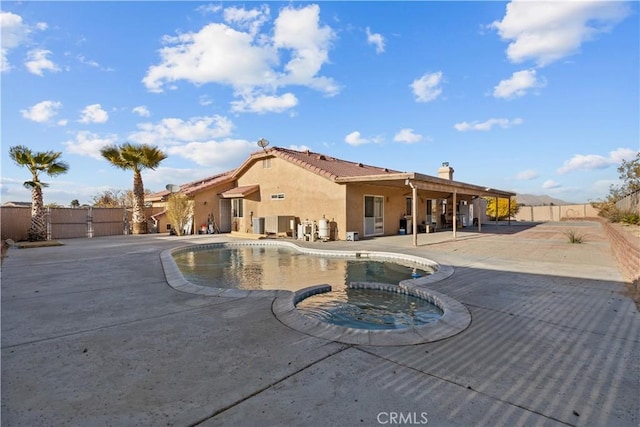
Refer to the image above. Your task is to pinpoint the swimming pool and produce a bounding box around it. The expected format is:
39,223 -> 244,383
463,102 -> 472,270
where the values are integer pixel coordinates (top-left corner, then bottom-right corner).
172,245 -> 435,292
161,240 -> 470,345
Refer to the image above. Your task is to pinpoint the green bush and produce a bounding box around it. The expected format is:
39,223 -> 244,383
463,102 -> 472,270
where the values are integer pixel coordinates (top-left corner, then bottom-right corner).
593,202 -> 640,224
621,213 -> 640,225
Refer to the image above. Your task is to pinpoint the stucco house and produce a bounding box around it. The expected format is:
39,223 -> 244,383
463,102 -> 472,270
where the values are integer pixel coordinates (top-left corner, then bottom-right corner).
146,147 -> 515,243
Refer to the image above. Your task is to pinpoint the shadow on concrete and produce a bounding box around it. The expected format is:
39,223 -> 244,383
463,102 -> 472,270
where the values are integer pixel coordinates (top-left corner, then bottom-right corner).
1,232 -> 637,426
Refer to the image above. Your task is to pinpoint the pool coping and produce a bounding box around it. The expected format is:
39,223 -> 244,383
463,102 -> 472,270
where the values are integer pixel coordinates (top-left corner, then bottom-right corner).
160,240 -> 469,345
273,282 -> 471,346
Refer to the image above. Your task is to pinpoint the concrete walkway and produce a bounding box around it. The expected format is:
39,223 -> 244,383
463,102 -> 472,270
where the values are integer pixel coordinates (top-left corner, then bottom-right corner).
1,221 -> 638,426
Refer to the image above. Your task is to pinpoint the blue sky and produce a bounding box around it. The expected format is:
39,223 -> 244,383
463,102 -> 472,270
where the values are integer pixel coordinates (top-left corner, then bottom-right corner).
2,1 -> 638,205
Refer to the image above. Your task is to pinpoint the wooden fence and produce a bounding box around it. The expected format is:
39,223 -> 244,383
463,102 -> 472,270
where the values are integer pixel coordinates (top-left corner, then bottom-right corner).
1,207 -> 130,241
615,190 -> 640,215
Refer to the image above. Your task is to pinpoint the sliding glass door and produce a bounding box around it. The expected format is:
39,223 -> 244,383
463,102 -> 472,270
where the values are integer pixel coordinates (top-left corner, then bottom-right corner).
364,195 -> 384,236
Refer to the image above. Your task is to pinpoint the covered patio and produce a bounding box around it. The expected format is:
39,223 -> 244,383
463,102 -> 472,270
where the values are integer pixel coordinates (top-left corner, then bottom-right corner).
336,166 -> 516,246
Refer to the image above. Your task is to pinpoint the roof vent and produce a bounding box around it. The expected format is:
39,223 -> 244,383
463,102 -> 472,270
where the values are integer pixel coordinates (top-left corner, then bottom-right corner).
305,149 -> 311,155
317,155 -> 326,160
384,168 -> 389,172
358,163 -> 364,167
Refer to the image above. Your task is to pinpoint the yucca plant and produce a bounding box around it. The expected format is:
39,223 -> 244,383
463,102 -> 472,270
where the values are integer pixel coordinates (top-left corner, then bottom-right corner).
563,229 -> 585,244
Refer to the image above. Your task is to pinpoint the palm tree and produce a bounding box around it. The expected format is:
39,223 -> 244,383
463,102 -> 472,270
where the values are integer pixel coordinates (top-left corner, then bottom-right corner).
8,145 -> 69,241
100,143 -> 167,234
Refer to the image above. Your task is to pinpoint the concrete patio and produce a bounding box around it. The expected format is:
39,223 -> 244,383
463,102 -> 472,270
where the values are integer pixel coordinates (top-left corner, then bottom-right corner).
1,221 -> 638,426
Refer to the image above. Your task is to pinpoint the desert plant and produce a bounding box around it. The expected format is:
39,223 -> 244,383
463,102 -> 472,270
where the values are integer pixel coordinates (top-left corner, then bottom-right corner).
563,229 -> 585,244
621,212 -> 640,225
166,193 -> 193,236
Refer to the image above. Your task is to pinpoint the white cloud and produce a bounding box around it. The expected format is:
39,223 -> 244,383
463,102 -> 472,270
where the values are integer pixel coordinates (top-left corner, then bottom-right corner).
79,104 -> 109,124
515,169 -> 539,180
411,72 -> 443,103
129,115 -> 234,147
393,128 -> 423,144
143,166 -> 219,188
454,117 -> 523,132
345,131 -> 370,146
143,4 -> 338,113
542,179 -> 561,189
132,106 -> 151,117
490,1 -> 631,67
199,95 -> 213,106
166,139 -> 256,167
1,11 -> 47,72
25,49 -> 60,76
366,27 -> 385,54
224,4 -> 270,35
557,148 -> 638,174
288,144 -> 310,152
63,131 -> 118,160
20,100 -> 63,123
230,92 -> 298,114
493,69 -> 545,99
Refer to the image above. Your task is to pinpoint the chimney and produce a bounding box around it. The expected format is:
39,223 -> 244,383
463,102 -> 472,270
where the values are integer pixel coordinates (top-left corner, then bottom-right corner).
437,162 -> 454,180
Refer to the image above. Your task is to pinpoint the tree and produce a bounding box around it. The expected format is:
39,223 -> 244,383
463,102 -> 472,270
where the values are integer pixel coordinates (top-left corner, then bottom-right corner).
91,188 -> 153,208
100,143 -> 166,234
8,145 -> 69,241
485,196 -> 519,220
592,152 -> 640,222
70,199 -> 80,208
92,189 -> 126,208
165,193 -> 193,236
611,152 -> 640,199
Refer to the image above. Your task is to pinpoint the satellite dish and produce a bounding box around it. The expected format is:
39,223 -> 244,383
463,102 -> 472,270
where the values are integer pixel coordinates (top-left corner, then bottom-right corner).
257,138 -> 269,151
165,184 -> 180,193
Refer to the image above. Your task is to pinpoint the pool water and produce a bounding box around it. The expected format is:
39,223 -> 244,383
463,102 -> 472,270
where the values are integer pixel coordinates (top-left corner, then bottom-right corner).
296,287 -> 444,330
173,246 -> 433,292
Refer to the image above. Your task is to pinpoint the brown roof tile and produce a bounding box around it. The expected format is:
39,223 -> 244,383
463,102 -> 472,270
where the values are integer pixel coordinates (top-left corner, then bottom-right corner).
270,147 -> 401,181
146,170 -> 234,200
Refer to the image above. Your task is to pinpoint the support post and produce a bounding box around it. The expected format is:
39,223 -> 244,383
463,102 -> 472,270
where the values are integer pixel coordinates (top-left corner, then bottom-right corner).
412,184 -> 418,246
453,191 -> 457,239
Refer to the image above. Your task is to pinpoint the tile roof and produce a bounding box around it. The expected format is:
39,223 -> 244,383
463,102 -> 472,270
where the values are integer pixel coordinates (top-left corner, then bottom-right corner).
146,170 -> 234,200
268,147 -> 401,181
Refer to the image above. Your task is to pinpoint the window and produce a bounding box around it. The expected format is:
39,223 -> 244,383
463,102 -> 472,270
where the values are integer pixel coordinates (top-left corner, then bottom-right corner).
406,197 -> 412,216
232,198 -> 243,218
262,158 -> 271,169
270,193 -> 285,200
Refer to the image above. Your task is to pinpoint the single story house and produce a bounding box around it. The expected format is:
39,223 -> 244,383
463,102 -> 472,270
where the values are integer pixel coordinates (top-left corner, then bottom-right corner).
146,147 -> 515,244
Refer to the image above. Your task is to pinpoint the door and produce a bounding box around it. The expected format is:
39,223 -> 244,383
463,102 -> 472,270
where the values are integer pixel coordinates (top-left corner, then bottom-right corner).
219,199 -> 232,232
364,195 -> 384,236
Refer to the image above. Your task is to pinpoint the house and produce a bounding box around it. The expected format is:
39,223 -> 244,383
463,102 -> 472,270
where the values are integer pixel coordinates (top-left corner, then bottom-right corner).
146,147 -> 515,243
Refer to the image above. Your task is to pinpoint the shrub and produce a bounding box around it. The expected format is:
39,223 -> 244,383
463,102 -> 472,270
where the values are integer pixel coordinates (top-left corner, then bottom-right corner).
563,229 -> 585,244
621,213 -> 640,225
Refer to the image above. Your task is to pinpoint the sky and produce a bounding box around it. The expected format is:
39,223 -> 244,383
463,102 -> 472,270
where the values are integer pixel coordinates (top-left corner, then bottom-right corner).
1,1 -> 638,206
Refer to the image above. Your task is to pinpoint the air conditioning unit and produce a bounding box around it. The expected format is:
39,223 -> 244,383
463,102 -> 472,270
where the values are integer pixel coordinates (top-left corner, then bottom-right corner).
265,216 -> 296,234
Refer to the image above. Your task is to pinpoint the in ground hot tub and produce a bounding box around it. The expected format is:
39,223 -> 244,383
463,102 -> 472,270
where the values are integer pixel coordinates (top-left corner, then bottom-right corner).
273,282 -> 471,346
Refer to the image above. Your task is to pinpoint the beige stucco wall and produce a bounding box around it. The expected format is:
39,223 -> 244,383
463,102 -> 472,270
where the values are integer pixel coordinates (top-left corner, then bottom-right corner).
514,204 -> 599,222
235,156 -> 348,237
190,184 -> 235,232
